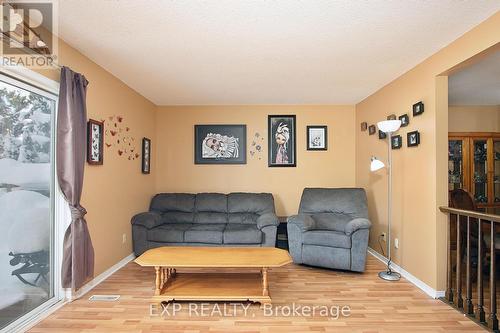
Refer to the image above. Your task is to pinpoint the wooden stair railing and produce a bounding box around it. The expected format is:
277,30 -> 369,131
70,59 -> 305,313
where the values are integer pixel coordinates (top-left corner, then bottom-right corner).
440,206 -> 500,332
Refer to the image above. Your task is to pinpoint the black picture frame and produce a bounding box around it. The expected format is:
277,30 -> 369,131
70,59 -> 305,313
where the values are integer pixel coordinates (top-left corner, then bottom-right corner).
87,119 -> 104,165
378,130 -> 387,140
142,137 -> 151,174
387,114 -> 396,120
268,115 -> 296,167
306,125 -> 327,151
399,114 -> 410,127
368,125 -> 376,135
407,130 -> 420,147
194,125 -> 247,164
413,101 -> 424,116
391,135 -> 402,149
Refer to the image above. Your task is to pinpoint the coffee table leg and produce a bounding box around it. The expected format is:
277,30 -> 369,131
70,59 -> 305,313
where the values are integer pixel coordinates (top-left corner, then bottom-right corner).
262,267 -> 269,296
155,266 -> 161,296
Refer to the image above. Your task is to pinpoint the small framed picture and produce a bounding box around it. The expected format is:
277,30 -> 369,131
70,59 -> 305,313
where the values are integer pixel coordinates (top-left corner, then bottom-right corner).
387,114 -> 396,120
378,130 -> 387,140
87,119 -> 104,165
307,126 -> 327,151
360,122 -> 367,131
391,135 -> 402,149
142,137 -> 151,174
195,125 -> 247,164
407,130 -> 420,147
399,114 -> 410,127
268,115 -> 296,167
368,125 -> 376,135
413,101 -> 424,116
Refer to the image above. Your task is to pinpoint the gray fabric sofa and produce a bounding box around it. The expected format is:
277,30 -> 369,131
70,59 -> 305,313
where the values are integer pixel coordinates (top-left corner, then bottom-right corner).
131,193 -> 279,256
287,188 -> 372,272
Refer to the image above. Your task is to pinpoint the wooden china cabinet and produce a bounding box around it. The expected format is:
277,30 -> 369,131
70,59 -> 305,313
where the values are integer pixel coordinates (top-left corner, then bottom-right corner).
449,132 -> 500,215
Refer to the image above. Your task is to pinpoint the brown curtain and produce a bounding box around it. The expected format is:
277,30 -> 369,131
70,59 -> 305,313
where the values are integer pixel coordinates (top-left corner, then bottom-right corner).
57,67 -> 95,291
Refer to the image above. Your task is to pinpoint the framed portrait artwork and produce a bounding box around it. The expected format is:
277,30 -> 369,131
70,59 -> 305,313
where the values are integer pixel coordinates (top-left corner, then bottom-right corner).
87,119 -> 104,165
194,125 -> 247,164
407,130 -> 420,147
399,114 -> 410,127
142,137 -> 151,174
413,101 -> 424,116
307,126 -> 327,151
268,115 -> 296,167
391,135 -> 403,149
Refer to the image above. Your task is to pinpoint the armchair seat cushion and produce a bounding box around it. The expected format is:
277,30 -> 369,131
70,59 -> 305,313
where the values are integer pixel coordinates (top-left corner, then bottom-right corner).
148,223 -> 192,243
224,224 -> 262,244
184,224 -> 226,244
303,230 -> 351,249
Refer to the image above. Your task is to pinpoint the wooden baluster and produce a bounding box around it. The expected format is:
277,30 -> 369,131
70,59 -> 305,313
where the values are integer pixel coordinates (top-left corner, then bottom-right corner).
465,216 -> 473,315
489,222 -> 498,330
154,266 -> 161,296
262,267 -> 269,296
456,214 -> 463,309
447,213 -> 454,303
477,219 -> 485,323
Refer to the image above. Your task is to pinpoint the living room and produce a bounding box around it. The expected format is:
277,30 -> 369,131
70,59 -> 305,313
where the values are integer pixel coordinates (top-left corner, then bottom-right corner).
0,1 -> 499,332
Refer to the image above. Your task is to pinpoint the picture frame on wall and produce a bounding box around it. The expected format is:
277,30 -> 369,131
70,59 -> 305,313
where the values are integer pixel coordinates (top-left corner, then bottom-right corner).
391,135 -> 402,149
368,125 -> 376,135
413,101 -> 424,116
399,114 -> 410,127
360,122 -> 367,131
407,130 -> 420,147
306,126 -> 327,151
378,130 -> 387,140
268,115 -> 296,167
142,137 -> 151,174
194,124 -> 247,164
386,114 -> 396,120
87,119 -> 104,165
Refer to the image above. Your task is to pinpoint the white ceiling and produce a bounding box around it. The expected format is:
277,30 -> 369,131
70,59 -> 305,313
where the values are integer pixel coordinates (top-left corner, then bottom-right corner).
58,1 -> 500,105
449,51 -> 500,106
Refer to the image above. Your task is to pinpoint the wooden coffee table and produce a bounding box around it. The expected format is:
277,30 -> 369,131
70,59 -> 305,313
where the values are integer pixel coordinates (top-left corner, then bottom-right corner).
135,247 -> 292,304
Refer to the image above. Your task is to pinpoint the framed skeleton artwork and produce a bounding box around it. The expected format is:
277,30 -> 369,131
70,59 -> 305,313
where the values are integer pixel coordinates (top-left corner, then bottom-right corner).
194,125 -> 247,164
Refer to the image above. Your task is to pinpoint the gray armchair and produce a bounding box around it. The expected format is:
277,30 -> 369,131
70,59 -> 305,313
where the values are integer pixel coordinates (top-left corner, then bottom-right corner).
287,188 -> 371,272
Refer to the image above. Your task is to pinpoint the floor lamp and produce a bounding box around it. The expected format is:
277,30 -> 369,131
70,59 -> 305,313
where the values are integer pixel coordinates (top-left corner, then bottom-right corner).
370,119 -> 401,281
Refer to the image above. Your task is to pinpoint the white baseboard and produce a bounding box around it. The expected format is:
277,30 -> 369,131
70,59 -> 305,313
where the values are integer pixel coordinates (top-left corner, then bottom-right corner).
66,252 -> 136,301
367,247 -> 445,299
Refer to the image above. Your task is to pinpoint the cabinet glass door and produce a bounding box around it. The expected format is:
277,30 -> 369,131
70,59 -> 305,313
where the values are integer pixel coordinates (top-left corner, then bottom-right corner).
449,140 -> 464,191
472,139 -> 488,204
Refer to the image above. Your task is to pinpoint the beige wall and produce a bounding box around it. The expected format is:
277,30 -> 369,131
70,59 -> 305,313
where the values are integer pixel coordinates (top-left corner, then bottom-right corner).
155,105 -> 356,216
40,40 -> 157,276
449,105 -> 500,132
355,12 -> 500,290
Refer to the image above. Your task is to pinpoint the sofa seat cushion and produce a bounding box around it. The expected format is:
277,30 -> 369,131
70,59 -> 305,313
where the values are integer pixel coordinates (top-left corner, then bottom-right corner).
228,213 -> 259,224
223,224 -> 262,244
184,224 -> 226,244
147,224 -> 193,243
303,230 -> 351,249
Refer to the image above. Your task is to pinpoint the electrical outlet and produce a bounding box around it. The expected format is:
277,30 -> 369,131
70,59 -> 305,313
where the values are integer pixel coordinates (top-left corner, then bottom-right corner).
122,233 -> 126,244
394,238 -> 399,249
381,232 -> 386,242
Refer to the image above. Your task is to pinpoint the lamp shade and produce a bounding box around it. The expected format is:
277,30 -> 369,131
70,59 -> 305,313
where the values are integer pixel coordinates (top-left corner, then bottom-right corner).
370,157 -> 385,172
377,120 -> 401,134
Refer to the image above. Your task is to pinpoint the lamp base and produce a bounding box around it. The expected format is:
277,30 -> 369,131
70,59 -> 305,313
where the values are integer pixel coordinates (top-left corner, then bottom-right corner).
378,270 -> 401,281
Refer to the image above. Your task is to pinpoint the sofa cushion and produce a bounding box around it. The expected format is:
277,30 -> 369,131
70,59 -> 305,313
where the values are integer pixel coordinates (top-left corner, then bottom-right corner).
310,213 -> 352,232
194,212 -> 228,224
161,212 -> 194,224
195,193 -> 228,213
303,230 -> 351,248
299,188 -> 368,219
150,193 -> 195,213
147,224 -> 193,243
228,213 -> 259,224
184,224 -> 226,244
223,224 -> 262,244
228,193 -> 275,215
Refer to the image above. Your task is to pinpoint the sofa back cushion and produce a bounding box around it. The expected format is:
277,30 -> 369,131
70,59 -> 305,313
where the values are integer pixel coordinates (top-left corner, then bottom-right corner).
299,188 -> 368,219
193,193 -> 228,224
228,193 -> 274,224
150,193 -> 195,213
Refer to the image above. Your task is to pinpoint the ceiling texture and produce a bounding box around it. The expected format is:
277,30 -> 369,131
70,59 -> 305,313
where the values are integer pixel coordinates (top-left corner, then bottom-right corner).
449,51 -> 500,106
58,1 -> 500,105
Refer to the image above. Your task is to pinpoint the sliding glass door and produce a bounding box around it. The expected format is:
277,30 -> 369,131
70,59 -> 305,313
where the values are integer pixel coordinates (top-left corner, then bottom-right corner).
0,72 -> 58,330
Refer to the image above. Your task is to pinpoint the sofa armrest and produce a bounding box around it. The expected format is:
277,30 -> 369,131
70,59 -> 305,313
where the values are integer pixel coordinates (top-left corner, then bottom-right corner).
344,218 -> 371,236
131,212 -> 162,229
287,214 -> 315,231
256,213 -> 279,230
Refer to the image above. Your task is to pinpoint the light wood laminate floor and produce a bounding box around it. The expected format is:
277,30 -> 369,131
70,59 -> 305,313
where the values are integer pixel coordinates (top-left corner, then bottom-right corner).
29,255 -> 485,332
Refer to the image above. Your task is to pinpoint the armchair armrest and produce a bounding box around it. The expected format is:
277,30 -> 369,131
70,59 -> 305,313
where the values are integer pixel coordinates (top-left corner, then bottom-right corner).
344,218 -> 371,236
131,211 -> 162,229
287,214 -> 315,231
256,213 -> 279,230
